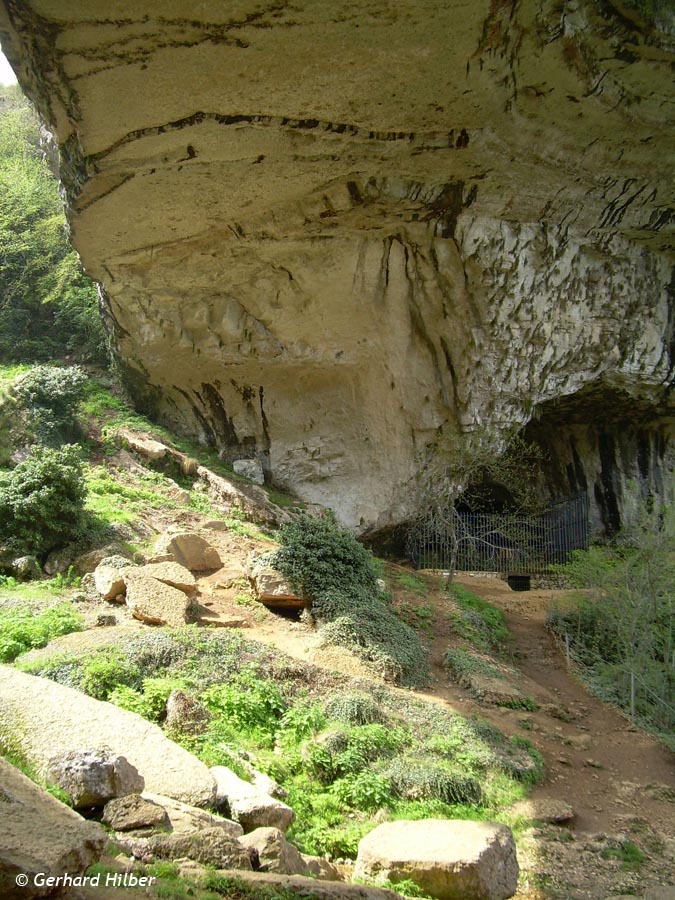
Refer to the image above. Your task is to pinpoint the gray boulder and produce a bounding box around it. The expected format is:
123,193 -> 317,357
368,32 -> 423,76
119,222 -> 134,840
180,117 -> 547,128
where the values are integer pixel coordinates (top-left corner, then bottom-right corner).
354,819 -> 519,900
124,570 -> 190,626
240,827 -> 309,875
0,757 -> 106,900
132,561 -> 197,596
102,794 -> 170,831
45,748 -> 144,808
93,555 -> 135,601
141,792 -> 243,839
165,690 -> 211,736
119,829 -> 252,869
154,532 -> 221,571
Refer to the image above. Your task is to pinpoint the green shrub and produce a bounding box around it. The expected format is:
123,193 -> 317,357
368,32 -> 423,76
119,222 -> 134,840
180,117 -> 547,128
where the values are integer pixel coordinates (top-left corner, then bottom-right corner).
201,672 -> 286,743
0,445 -> 87,554
332,770 -> 393,811
12,365 -> 87,445
80,648 -> 141,700
108,685 -> 154,719
273,513 -> 429,687
324,691 -> 386,726
0,602 -> 82,662
385,758 -> 483,805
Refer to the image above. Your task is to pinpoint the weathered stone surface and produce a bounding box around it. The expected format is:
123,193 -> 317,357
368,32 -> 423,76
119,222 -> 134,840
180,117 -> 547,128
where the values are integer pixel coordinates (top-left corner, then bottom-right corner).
119,829 -> 252,869
301,853 -> 343,882
10,556 -> 41,580
118,428 -> 168,460
218,871 -> 400,900
142,791 -> 243,839
0,666 -> 216,807
245,553 -> 306,607
1,3 -> 673,534
154,532 -> 221,572
44,748 -> 144,808
240,827 -> 308,876
354,819 -> 519,900
233,459 -> 265,485
132,561 -> 197,596
211,766 -> 295,832
94,555 -> 136,601
165,690 -> 211,736
124,570 -> 190,627
102,794 -> 169,831
0,757 -> 106,900
510,799 -> 574,825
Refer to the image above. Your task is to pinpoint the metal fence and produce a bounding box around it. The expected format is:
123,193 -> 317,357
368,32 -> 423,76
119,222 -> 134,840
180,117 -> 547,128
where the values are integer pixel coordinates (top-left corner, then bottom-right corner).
408,491 -> 590,575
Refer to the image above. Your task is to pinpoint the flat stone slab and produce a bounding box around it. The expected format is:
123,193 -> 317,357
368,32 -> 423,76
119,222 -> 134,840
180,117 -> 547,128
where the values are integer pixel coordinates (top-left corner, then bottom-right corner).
131,561 -> 197,596
124,570 -> 190,627
0,757 -> 106,900
0,666 -> 216,808
354,819 -> 519,900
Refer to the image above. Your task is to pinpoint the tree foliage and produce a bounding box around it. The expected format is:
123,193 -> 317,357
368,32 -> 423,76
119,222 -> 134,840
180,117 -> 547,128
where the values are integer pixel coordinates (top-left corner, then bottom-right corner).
0,86 -> 106,363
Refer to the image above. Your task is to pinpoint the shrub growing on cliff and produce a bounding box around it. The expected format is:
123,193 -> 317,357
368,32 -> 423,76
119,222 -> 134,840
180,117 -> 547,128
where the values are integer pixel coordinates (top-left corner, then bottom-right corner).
12,364 -> 87,445
274,514 -> 430,687
0,445 -> 87,554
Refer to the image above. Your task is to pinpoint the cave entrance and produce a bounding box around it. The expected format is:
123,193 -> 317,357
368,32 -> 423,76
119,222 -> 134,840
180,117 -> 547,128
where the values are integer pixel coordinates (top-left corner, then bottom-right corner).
407,491 -> 590,576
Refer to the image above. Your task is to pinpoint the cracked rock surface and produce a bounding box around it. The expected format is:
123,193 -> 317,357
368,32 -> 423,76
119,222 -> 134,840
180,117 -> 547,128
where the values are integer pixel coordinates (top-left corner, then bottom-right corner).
0,1 -> 672,530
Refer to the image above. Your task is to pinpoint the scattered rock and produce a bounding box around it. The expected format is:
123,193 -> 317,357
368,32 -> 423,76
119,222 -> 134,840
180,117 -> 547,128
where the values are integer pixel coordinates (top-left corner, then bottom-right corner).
301,853 -> 343,881
509,799 -> 574,824
96,614 -> 118,627
102,794 -> 170,831
10,555 -> 41,580
133,561 -> 197,596
154,532 -> 222,571
165,690 -> 211,736
118,429 -> 169,461
124,571 -> 190,627
119,829 -> 252,869
0,666 -> 217,807
354,819 -> 519,900
233,459 -> 265,485
141,792 -> 243,839
44,748 -> 144,808
94,555 -> 136,601
0,757 -> 106,900
211,766 -> 295,832
240,827 -> 308,875
245,553 -> 306,607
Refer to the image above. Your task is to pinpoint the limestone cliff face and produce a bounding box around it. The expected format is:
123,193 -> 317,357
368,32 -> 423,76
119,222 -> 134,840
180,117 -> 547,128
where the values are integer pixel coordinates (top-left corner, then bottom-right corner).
1,0 -> 673,532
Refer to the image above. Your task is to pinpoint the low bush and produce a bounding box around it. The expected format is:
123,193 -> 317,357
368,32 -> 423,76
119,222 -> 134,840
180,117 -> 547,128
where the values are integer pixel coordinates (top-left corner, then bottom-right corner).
274,514 -> 429,687
323,691 -> 386,726
0,445 -> 87,554
12,365 -> 87,445
385,758 -> 483,806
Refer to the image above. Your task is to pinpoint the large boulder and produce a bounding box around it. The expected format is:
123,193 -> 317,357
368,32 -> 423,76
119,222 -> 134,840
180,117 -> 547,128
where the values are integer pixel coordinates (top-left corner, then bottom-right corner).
141,792 -> 243,839
353,820 -> 519,900
93,555 -> 136,601
0,757 -> 106,900
240,827 -> 309,876
0,666 -> 216,808
124,570 -> 191,627
245,553 -> 306,608
132,561 -> 197,596
102,794 -> 170,831
211,766 -> 295,832
44,748 -> 144,808
118,829 -> 252,869
154,532 -> 221,571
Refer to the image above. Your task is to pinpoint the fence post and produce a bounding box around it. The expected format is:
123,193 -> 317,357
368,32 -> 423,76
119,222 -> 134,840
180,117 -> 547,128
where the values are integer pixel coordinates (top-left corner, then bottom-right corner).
565,634 -> 571,670
630,672 -> 636,723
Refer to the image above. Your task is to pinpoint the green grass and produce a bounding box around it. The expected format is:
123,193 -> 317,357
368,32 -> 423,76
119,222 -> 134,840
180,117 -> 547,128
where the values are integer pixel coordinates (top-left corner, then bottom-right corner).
396,573 -> 429,595
0,600 -> 83,662
448,583 -> 509,650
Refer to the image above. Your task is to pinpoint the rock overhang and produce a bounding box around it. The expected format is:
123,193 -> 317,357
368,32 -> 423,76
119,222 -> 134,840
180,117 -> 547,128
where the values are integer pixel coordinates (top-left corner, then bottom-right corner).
1,0 -> 673,532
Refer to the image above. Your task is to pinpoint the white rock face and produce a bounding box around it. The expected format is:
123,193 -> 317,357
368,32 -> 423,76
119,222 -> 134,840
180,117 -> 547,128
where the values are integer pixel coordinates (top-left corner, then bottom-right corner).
0,666 -> 216,808
1,2 -> 673,533
233,459 -> 265,485
353,819 -> 519,900
0,757 -> 106,900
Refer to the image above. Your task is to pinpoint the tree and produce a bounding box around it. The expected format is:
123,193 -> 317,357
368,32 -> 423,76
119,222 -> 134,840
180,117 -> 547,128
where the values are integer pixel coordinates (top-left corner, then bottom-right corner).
0,86 -> 106,363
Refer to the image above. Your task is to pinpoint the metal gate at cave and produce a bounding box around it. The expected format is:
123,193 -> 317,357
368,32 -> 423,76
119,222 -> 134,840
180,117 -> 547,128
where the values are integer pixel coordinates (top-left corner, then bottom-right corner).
408,491 -> 590,576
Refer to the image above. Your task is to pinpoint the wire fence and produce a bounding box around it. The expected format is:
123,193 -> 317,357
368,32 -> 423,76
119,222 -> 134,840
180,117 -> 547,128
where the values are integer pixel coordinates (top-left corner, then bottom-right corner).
408,491 -> 590,575
553,628 -> 675,735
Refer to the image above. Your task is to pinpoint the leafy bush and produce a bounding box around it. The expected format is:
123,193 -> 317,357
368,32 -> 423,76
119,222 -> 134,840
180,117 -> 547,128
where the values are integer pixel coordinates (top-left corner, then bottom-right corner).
201,672 -> 287,744
385,758 -> 483,805
0,445 -> 87,554
274,514 -> 429,687
324,691 -> 386,726
0,602 -> 82,662
12,365 -> 87,445
80,648 -> 141,700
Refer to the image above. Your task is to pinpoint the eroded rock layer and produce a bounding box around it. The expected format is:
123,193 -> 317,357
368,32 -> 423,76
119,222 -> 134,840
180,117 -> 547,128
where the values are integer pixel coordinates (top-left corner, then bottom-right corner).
1,1 -> 673,530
